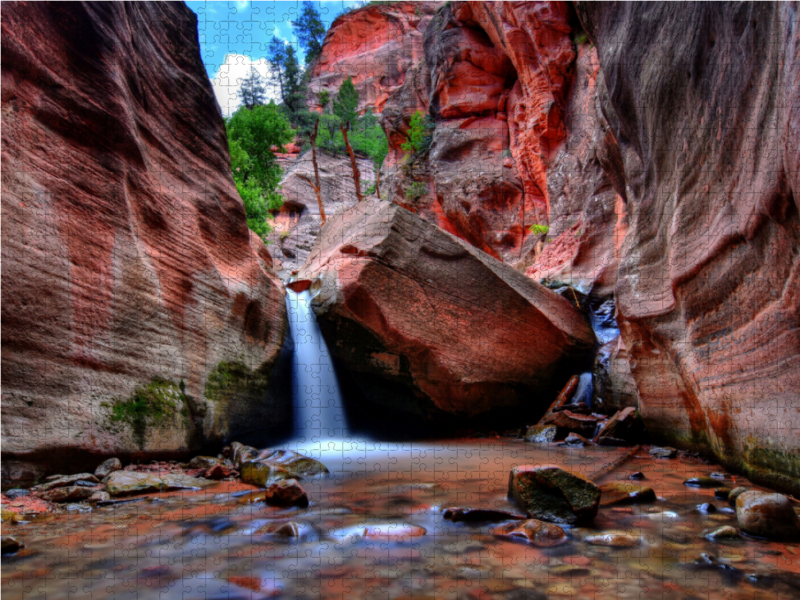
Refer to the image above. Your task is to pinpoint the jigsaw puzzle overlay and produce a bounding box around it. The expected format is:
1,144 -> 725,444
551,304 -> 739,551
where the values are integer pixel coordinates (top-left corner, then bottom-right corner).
2,2 -> 799,600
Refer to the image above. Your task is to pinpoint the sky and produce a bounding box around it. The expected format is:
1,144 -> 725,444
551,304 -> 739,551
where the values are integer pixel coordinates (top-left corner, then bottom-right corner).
186,1 -> 362,115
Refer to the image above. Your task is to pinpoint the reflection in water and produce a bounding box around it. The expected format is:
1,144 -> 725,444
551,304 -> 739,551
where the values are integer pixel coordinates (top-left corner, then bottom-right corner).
286,290 -> 350,441
4,442 -> 799,600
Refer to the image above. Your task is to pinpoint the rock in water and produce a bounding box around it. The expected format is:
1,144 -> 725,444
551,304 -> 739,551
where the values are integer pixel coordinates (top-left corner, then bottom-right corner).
262,479 -> 309,508
105,471 -> 212,496
94,459 -> 122,479
239,448 -> 329,487
1,2 -> 288,482
492,519 -> 568,547
736,492 -> 800,540
296,199 -> 595,424
508,465 -> 601,525
598,482 -> 656,506
524,425 -> 559,444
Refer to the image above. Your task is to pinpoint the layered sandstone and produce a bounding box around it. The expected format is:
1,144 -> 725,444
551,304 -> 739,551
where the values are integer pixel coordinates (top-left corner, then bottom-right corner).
577,2 -> 800,493
1,2 -> 289,483
295,199 -> 596,426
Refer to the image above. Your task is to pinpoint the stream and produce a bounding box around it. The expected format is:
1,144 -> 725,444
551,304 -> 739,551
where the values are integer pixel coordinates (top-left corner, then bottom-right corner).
2,441 -> 799,600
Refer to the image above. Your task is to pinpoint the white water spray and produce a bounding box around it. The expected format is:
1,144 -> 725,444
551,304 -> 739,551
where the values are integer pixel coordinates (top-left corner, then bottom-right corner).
285,290 -> 350,443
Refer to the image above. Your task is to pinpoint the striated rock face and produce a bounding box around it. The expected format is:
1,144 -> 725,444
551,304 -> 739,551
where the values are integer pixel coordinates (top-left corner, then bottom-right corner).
267,150 -> 374,279
1,2 -> 289,483
308,2 -> 441,115
295,199 -> 595,427
577,2 -> 800,493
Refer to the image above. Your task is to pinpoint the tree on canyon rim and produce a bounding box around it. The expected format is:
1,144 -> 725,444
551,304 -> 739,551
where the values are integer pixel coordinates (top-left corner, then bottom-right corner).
291,0 -> 326,65
238,67 -> 268,110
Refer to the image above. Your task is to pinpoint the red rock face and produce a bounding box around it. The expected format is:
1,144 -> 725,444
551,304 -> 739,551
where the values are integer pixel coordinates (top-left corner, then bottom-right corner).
1,2 -> 288,480
309,3 -> 440,115
577,2 -> 800,494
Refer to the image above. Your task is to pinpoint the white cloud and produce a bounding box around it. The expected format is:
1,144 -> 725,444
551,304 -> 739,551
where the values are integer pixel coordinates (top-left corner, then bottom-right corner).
211,54 -> 280,117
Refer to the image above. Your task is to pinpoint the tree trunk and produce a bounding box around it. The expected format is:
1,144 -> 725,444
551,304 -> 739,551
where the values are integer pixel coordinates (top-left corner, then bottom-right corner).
341,121 -> 363,203
310,119 -> 325,224
375,165 -> 381,198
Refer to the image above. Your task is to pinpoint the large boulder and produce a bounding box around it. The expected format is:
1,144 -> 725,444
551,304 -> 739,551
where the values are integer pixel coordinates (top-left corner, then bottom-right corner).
576,2 -> 800,494
508,465 -> 601,525
296,199 -> 595,425
1,2 -> 289,485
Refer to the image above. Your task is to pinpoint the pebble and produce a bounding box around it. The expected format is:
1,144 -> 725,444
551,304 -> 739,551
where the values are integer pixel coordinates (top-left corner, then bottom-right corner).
703,525 -> 740,541
491,519 -> 568,547
584,531 -> 640,548
629,472 -> 646,480
736,491 -> 800,540
697,503 -> 717,513
3,489 -> 31,500
649,446 -> 677,459
1,536 -> 23,554
684,477 -> 720,488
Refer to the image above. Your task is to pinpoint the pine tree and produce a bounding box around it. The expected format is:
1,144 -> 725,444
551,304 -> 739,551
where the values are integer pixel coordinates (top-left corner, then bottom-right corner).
291,1 -> 326,64
267,37 -> 306,126
333,77 -> 359,127
238,67 -> 267,110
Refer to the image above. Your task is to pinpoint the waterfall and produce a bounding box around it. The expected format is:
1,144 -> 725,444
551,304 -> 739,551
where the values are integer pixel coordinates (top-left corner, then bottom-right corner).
285,289 -> 350,441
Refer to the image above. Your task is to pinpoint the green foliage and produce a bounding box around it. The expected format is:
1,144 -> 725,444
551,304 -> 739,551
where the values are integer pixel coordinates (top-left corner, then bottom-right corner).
401,110 -> 434,156
404,182 -> 428,202
529,224 -> 550,236
333,77 -> 359,127
318,89 -> 330,109
317,80 -> 387,171
268,37 -> 306,126
106,377 -> 184,448
291,1 -> 327,64
204,361 -> 270,405
226,103 -> 293,241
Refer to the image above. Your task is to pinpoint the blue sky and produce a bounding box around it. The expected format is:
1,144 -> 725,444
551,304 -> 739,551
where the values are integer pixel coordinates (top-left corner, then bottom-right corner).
186,1 -> 361,79
186,1 -> 362,114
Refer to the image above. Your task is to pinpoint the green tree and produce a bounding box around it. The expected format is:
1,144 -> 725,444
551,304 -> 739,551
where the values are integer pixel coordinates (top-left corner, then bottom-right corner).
333,76 -> 359,126
402,110 -> 433,155
291,1 -> 327,64
226,103 -> 293,241
238,67 -> 267,109
268,37 -> 305,122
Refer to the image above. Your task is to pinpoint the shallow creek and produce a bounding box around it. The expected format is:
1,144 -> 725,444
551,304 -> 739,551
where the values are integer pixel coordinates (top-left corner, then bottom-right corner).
2,440 -> 799,600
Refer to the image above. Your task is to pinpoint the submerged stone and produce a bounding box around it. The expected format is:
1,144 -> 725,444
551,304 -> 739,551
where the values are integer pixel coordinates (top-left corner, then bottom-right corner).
736,491 -> 800,540
443,507 -> 525,523
105,471 -> 212,496
492,519 -> 568,547
584,531 -> 640,547
508,465 -> 600,525
599,482 -> 656,506
649,447 -> 677,459
703,525 -> 740,541
262,479 -> 309,508
1,536 -> 23,554
684,477 -> 719,488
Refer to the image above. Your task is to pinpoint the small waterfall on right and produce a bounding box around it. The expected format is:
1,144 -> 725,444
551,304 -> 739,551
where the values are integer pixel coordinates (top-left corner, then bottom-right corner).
285,289 -> 350,442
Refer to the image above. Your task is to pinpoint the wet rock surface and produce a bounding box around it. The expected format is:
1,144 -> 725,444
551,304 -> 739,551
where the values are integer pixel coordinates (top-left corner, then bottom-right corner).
492,519 -> 568,547
736,492 -> 800,541
598,482 -> 656,506
508,465 -> 601,525
94,459 -> 122,479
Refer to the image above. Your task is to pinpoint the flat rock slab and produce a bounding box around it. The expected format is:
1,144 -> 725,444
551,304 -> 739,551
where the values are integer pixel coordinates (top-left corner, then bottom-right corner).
105,471 -> 214,496
297,199 -> 595,422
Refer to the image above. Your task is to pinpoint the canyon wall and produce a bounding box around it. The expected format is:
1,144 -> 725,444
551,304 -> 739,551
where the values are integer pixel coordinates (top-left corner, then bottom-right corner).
576,2 -> 800,492
1,2 -> 289,484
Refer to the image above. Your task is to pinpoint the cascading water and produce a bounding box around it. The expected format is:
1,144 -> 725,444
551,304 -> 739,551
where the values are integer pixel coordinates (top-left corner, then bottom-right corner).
285,289 -> 350,441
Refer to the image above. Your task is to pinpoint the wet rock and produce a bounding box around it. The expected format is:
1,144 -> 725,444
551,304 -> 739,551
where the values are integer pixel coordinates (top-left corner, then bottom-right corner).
1,536 -> 23,554
556,402 -> 592,415
361,523 -> 426,540
703,526 -> 740,541
562,433 -> 593,447
32,473 -> 99,492
684,477 -> 720,488
39,485 -> 99,503
188,456 -> 220,470
584,531 -> 640,548
257,521 -> 302,537
629,472 -> 646,480
542,410 -> 603,439
239,449 -> 328,487
595,437 -> 629,447
594,407 -> 644,445
697,503 -> 717,513
736,492 -> 800,540
295,199 -> 595,424
204,464 -> 233,480
649,447 -> 677,459
508,465 -> 601,525
89,491 -> 111,503
1,509 -> 20,524
524,425 -> 559,444
94,458 -> 122,479
715,488 -> 731,500
231,442 -> 258,469
728,487 -> 748,507
491,519 -> 568,547
599,482 -> 656,506
262,479 -> 309,508
3,489 -> 30,500
443,507 -> 525,523
105,471 -> 212,496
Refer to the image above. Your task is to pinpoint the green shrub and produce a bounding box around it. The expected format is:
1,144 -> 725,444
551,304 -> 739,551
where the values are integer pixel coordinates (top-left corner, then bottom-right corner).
529,224 -> 550,236
401,110 -> 434,156
404,182 -> 428,202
